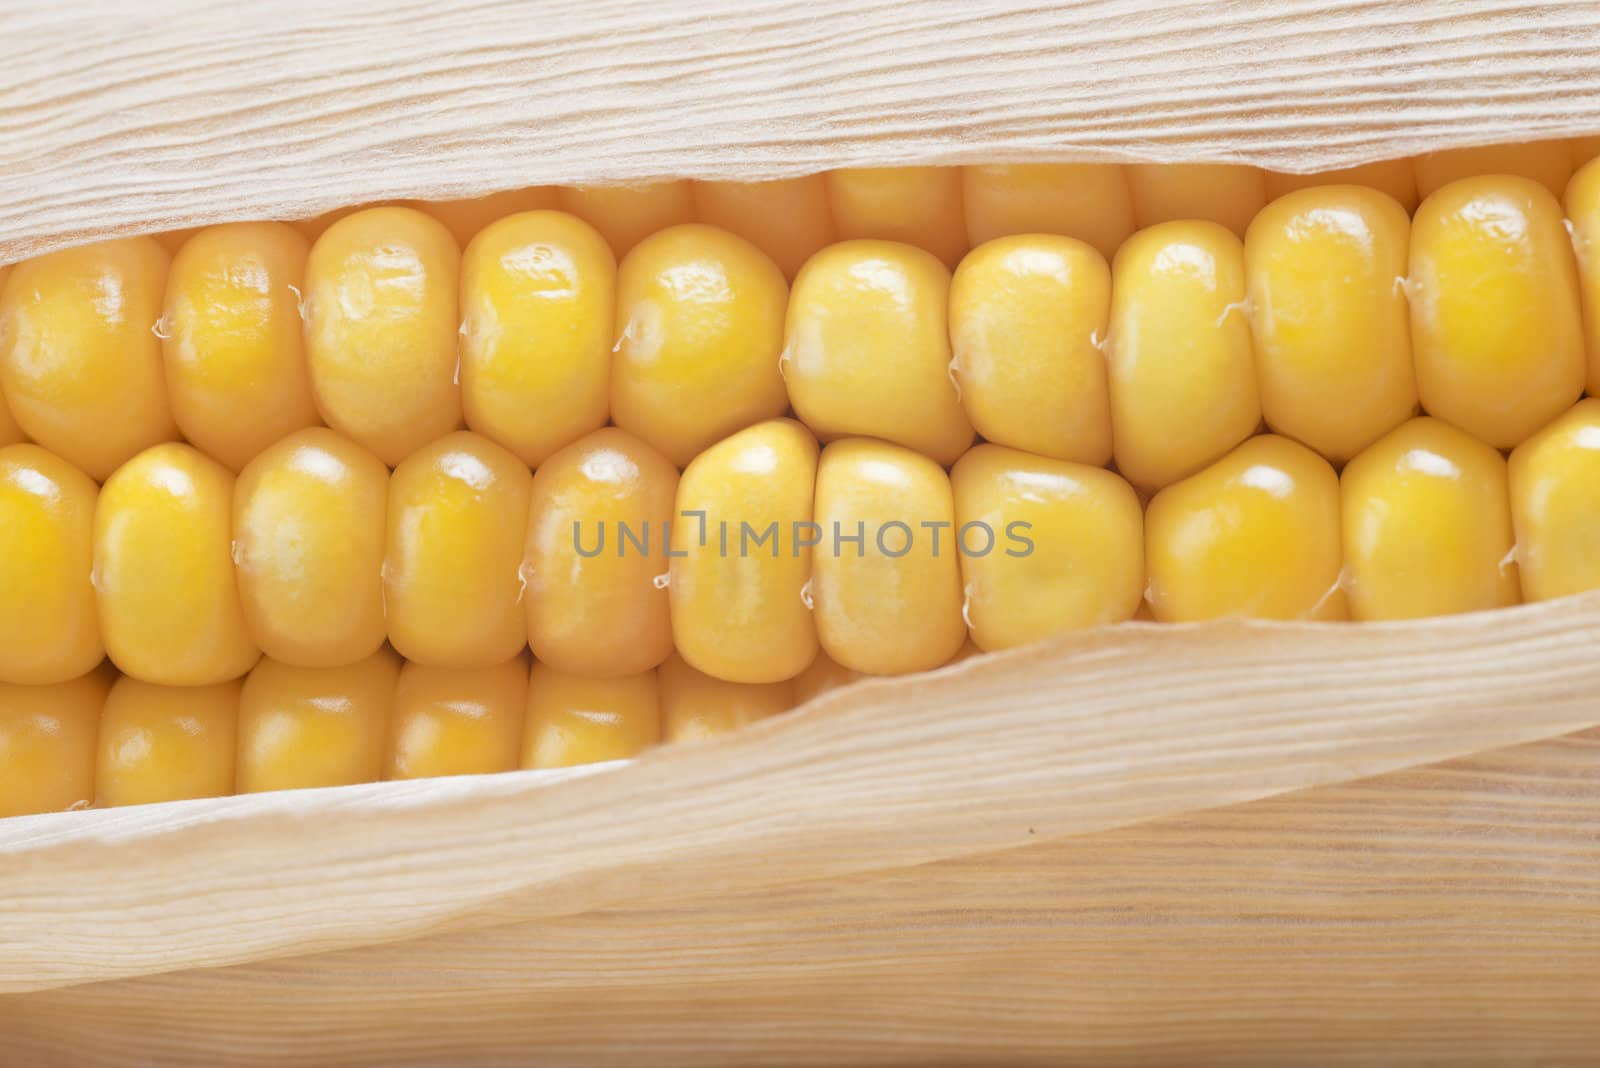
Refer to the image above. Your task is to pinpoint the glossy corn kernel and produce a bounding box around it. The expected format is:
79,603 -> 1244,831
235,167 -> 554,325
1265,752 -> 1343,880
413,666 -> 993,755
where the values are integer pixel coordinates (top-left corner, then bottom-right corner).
1108,220 -> 1260,491
1128,164 -> 1266,238
385,657 -> 527,779
557,182 -> 696,259
237,650 -> 399,793
0,333 -> 22,445
612,224 -> 789,466
1146,435 -> 1345,622
792,649 -> 861,705
1245,185 -> 1417,463
812,439 -> 968,675
1341,417 -> 1519,621
303,206 -> 462,466
412,187 -> 559,246
525,428 -> 677,677
1264,160 -> 1419,212
0,445 -> 101,685
234,428 -> 388,668
0,237 -> 177,480
386,431 -> 531,668
825,167 -> 967,268
693,177 -> 836,279
459,211 -> 614,468
952,445 -> 1143,650
785,240 -> 973,464
292,203 -> 387,243
1507,398 -> 1600,602
669,418 -> 818,684
963,164 -> 1136,261
1563,157 -> 1600,395
0,671 -> 109,818
97,677 -> 240,807
520,662 -> 660,769
95,444 -> 260,686
1413,139 -> 1573,200
161,222 -> 320,471
949,235 -> 1112,465
1409,176 -> 1585,449
660,652 -> 792,744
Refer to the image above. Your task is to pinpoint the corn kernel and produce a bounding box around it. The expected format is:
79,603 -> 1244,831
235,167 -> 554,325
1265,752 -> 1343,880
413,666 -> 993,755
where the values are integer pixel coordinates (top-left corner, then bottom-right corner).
521,662 -> 659,769
97,677 -> 240,807
1265,161 -> 1419,212
0,238 -> 177,481
0,670 -> 109,818
557,182 -> 696,260
1409,176 -> 1585,449
1108,220 -> 1260,491
952,444 -> 1144,650
154,228 -> 201,257
669,418 -> 818,684
825,167 -> 967,268
964,164 -> 1136,261
412,187 -> 559,246
1146,435 -> 1344,622
612,224 -> 789,466
785,240 -> 973,465
160,222 -> 320,472
949,235 -> 1112,465
792,649 -> 861,705
1413,139 -> 1574,200
1563,157 -> 1600,395
95,444 -> 260,686
292,203 -> 389,243
385,431 -> 531,668
0,390 -> 20,448
459,210 -> 614,467
694,177 -> 836,279
237,650 -> 399,793
660,652 -> 792,744
1128,164 -> 1266,239
303,206 -> 462,466
0,445 -> 101,685
1341,417 -> 1519,620
1245,185 -> 1417,463
812,438 -> 967,675
1507,398 -> 1600,602
386,657 -> 527,779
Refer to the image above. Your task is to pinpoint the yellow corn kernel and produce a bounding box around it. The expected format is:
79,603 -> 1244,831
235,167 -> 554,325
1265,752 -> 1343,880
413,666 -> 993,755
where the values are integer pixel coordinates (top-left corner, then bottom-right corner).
97,677 -> 240,807
612,224 -> 789,466
952,444 -> 1144,651
669,418 -> 818,684
1264,161 -> 1420,212
825,167 -> 967,268
1146,435 -> 1345,622
95,444 -> 260,686
0,445 -> 101,685
0,391 -> 20,448
386,431 -> 531,668
521,662 -> 660,769
1409,175 -> 1585,449
1573,136 -> 1600,166
1245,185 -> 1417,463
0,238 -> 177,481
411,187 -> 559,247
693,177 -> 837,280
292,203 -> 389,243
1128,164 -> 1266,239
792,650 -> 861,705
1341,417 -> 1519,620
237,650 -> 399,793
1507,398 -> 1600,602
557,181 -> 697,260
1413,139 -> 1574,200
234,429 -> 389,668
1563,157 -> 1600,395
525,428 -> 677,677
1107,220 -> 1260,491
385,658 -> 527,779
949,234 -> 1112,465
812,438 -> 967,675
161,222 -> 320,472
459,210 -> 614,467
303,206 -> 462,466
660,652 -> 792,744
785,240 -> 973,465
0,671 -> 109,818
963,164 -> 1136,261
